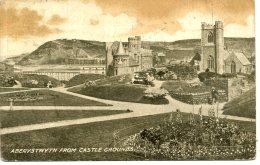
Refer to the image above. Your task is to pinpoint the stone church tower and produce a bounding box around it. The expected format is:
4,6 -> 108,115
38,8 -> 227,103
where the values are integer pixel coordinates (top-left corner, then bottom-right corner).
200,21 -> 224,74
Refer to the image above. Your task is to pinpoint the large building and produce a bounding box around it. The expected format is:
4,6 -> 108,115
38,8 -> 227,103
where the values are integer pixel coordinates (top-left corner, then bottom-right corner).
200,21 -> 252,74
106,36 -> 153,76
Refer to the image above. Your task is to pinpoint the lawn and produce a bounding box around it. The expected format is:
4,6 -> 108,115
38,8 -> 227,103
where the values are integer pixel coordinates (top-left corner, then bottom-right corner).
65,74 -> 107,87
0,89 -> 109,106
223,87 -> 255,118
0,110 -> 129,128
69,84 -> 169,105
0,112 -> 255,161
0,88 -> 29,93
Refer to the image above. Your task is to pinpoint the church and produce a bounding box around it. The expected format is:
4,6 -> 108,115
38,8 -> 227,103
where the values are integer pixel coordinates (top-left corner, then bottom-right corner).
199,21 -> 252,74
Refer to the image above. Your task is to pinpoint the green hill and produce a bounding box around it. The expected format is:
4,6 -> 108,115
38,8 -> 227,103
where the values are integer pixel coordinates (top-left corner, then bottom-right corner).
17,39 -> 106,65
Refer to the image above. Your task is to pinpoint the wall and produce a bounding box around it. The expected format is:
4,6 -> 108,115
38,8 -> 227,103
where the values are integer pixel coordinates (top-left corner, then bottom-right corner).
169,90 -> 227,104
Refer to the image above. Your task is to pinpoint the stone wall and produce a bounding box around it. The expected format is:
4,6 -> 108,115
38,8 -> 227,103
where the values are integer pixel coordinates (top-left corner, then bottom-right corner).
169,90 -> 227,105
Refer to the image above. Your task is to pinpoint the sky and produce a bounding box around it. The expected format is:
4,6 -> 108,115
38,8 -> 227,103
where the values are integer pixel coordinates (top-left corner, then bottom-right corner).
0,0 -> 255,58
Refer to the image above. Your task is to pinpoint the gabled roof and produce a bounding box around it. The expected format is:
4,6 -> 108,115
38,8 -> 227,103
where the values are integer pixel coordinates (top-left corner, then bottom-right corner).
233,52 -> 251,65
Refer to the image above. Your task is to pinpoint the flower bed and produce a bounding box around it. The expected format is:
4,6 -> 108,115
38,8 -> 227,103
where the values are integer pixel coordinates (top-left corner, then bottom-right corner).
122,114 -> 256,160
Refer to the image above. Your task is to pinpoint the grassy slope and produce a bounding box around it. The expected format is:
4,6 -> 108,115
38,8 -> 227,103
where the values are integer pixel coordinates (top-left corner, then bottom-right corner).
0,110 -> 128,128
0,88 -> 29,93
68,74 -> 169,105
223,87 -> 256,118
0,112 -> 255,161
65,74 -> 107,87
0,89 -> 108,106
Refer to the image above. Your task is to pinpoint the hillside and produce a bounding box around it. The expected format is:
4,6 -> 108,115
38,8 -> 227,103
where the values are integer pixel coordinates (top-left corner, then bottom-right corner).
17,39 -> 106,65
8,37 -> 255,65
145,37 -> 255,62
222,87 -> 256,118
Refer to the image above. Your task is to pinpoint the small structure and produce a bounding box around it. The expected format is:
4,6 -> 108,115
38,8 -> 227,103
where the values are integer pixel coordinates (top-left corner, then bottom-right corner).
157,52 -> 166,65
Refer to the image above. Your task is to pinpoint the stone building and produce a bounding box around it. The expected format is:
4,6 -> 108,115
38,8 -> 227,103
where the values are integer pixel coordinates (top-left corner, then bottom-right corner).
106,36 -> 153,76
199,21 -> 252,74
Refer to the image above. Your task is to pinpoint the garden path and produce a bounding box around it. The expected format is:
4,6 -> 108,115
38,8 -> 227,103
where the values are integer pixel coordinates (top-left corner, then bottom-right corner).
0,87 -> 255,135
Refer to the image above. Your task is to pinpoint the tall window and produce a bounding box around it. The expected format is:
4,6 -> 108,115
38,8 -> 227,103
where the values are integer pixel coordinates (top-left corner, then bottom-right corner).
208,32 -> 214,43
207,55 -> 214,69
231,61 -> 236,73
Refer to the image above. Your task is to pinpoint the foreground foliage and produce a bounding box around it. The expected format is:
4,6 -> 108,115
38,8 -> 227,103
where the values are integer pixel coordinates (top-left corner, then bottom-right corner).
123,114 -> 256,160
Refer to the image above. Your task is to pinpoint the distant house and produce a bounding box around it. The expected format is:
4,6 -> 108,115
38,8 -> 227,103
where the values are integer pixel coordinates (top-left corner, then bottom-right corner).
0,62 -> 14,72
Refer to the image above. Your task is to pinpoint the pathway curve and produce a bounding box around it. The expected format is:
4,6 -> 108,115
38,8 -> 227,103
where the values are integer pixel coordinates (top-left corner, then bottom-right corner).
0,82 -> 255,135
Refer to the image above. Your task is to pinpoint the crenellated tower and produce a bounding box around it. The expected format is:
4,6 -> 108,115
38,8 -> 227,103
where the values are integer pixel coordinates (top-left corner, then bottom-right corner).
201,21 -> 224,74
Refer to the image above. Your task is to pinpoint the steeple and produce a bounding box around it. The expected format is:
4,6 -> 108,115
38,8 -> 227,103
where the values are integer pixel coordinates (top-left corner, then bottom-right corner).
117,42 -> 125,55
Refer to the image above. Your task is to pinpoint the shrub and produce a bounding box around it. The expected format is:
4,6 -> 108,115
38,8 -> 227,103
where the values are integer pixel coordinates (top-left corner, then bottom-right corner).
198,72 -> 220,82
167,64 -> 197,80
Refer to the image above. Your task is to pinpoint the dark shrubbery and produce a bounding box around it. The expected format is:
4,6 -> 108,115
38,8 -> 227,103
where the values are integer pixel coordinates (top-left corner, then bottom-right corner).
167,64 -> 197,80
198,72 -> 221,82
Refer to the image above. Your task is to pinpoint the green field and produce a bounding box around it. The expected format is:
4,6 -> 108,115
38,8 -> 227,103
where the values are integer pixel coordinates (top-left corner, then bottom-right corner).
0,110 -> 129,128
0,112 -> 255,161
69,84 -> 169,105
0,88 -> 29,93
223,87 -> 255,118
0,89 -> 109,106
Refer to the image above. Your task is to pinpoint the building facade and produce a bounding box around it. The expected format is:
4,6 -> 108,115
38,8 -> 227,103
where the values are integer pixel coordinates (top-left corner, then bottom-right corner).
200,21 -> 252,74
106,36 -> 153,76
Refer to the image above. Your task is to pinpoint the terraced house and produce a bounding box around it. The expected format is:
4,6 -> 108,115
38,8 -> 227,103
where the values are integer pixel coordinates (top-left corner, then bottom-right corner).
106,36 -> 153,76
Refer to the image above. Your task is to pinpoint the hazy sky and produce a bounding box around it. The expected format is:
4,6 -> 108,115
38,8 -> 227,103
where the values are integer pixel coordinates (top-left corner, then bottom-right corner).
0,0 -> 255,58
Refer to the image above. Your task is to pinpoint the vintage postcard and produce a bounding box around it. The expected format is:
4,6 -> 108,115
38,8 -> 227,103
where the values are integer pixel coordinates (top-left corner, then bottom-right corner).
0,0 -> 256,161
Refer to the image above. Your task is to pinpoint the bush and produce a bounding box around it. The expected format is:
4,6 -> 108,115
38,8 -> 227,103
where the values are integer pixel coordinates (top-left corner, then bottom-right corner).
167,64 -> 197,80
198,72 -> 221,82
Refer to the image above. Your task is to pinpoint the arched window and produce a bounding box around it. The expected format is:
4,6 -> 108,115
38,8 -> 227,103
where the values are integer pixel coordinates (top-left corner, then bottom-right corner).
208,32 -> 214,43
207,55 -> 214,69
231,61 -> 236,73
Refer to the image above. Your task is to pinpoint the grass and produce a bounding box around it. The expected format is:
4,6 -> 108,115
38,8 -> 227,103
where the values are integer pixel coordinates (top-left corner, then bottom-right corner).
0,89 -> 109,106
0,110 -> 129,128
0,88 -> 29,93
69,84 -> 169,105
223,87 -> 255,118
0,112 -> 255,161
65,74 -> 107,87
